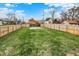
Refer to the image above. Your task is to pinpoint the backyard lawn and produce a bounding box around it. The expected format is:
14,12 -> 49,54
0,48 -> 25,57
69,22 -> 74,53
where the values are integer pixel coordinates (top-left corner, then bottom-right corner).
0,27 -> 79,56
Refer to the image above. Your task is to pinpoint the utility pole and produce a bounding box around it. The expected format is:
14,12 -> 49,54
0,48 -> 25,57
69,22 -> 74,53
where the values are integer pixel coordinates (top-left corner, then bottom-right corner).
42,9 -> 45,27
43,9 -> 44,21
49,8 -> 55,23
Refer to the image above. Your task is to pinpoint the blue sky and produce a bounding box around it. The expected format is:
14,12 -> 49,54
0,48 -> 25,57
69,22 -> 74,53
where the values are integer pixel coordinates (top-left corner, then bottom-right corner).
0,3 -> 78,21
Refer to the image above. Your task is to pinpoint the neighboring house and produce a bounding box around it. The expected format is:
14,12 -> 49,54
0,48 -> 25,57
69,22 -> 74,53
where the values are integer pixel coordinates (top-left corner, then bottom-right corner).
27,18 -> 40,27
44,18 -> 53,24
62,20 -> 79,25
53,19 -> 62,24
0,18 -> 19,25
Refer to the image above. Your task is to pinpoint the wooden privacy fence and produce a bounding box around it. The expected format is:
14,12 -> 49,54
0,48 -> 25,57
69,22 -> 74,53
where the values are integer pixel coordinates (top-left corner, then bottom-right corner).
43,24 -> 79,35
0,24 -> 29,37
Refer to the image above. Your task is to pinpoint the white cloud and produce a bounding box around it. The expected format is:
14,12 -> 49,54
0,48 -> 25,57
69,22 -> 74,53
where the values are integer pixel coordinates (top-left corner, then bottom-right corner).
0,8 -> 14,14
44,3 -> 79,19
15,10 -> 27,20
0,8 -> 8,14
44,3 -> 79,12
0,8 -> 14,19
15,10 -> 25,17
27,3 -> 32,5
44,8 -> 52,19
4,3 -> 17,7
45,3 -> 75,8
44,6 -> 65,19
0,8 -> 26,20
15,10 -> 24,13
0,6 -> 26,20
0,0 -> 79,3
44,8 -> 55,14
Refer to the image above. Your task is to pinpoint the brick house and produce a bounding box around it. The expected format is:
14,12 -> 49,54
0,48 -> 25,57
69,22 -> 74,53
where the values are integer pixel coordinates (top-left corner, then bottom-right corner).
27,18 -> 40,27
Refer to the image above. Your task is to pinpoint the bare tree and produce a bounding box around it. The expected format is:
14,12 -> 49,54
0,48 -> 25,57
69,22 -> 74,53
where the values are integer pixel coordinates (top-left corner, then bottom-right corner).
61,11 -> 68,21
61,5 -> 79,21
7,12 -> 18,24
49,8 -> 55,23
75,6 -> 79,21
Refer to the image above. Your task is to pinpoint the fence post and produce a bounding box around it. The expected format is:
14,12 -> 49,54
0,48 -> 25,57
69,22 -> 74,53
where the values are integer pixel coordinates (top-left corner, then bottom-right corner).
66,24 -> 67,32
8,26 -> 9,33
74,25 -> 75,34
3,26 -> 4,36
11,26 -> 13,32
59,24 -> 60,30
54,24 -> 55,29
53,24 -> 54,29
50,24 -> 51,29
0,27 -> 1,37
74,25 -> 77,34
21,24 -> 22,28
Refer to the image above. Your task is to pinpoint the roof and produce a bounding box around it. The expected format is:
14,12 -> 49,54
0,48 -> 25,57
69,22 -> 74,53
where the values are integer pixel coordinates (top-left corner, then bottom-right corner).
27,18 -> 40,25
45,18 -> 51,21
63,20 -> 79,24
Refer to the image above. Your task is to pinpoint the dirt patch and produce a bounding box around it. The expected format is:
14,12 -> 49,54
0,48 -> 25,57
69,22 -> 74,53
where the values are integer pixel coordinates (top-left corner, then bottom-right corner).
29,27 -> 42,29
66,49 -> 79,56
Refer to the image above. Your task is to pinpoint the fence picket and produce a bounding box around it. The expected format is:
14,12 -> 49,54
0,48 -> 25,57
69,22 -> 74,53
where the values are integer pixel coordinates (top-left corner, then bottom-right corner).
43,24 -> 79,35
0,24 -> 29,37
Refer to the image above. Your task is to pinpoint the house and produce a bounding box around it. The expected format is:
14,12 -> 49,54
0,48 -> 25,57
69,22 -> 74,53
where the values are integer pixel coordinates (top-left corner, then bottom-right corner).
62,20 -> 79,25
27,18 -> 40,27
44,18 -> 53,24
0,18 -> 19,25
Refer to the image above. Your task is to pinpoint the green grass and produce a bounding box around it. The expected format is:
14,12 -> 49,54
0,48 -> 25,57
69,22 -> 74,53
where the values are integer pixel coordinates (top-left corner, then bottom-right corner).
0,27 -> 79,56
